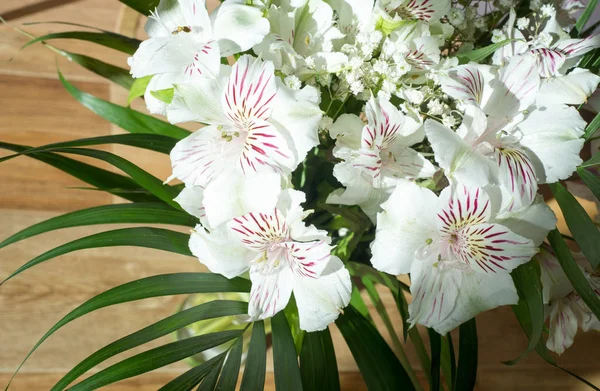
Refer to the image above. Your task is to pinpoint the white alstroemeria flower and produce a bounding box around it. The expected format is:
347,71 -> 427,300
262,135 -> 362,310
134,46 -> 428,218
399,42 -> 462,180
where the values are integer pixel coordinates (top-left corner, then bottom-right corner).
538,249 -> 600,354
189,189 -> 352,331
433,55 -> 586,209
167,55 -> 322,227
327,96 -> 436,222
371,180 -> 555,334
253,0 -> 346,79
385,22 -> 442,77
325,0 -> 376,41
128,0 -> 269,114
380,0 -> 450,22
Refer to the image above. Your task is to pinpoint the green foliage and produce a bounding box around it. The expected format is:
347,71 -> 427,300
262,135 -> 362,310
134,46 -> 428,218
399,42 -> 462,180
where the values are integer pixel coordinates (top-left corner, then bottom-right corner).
23,31 -> 141,54
128,75 -> 154,104
575,0 -> 599,35
454,319 -> 478,391
300,329 -> 340,391
240,321 -> 268,391
119,0 -> 161,15
456,40 -> 515,64
272,312 -> 303,391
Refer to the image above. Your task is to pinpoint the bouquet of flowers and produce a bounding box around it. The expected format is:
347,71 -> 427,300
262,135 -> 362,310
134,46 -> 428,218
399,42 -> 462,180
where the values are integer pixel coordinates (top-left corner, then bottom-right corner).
2,0 -> 600,389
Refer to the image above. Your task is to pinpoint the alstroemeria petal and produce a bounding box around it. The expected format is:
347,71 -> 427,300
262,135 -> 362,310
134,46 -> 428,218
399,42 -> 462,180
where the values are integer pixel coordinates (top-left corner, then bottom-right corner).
536,68 -> 600,106
144,72 -> 184,115
371,180 -> 438,275
145,0 -> 212,38
408,259 -> 461,331
436,185 -> 492,232
554,34 -> 600,59
383,146 -> 437,181
494,147 -> 538,209
211,0 -> 270,56
248,265 -> 295,320
326,180 -> 392,223
439,64 -> 494,107
530,48 -> 566,78
284,240 -> 333,278
517,105 -> 586,183
293,256 -> 352,332
228,210 -> 289,252
425,119 -> 497,188
484,55 -> 540,132
494,195 -> 557,246
424,267 -> 519,335
203,172 -> 282,230
330,114 -> 367,157
168,75 -> 228,124
239,119 -> 294,174
546,299 -> 580,355
538,248 -> 573,304
394,0 -> 450,21
174,185 -> 207,222
189,224 -> 252,278
169,125 -> 240,186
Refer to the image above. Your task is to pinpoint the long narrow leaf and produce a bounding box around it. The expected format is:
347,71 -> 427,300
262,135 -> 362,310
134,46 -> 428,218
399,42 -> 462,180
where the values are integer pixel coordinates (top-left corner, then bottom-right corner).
59,50 -> 133,89
580,151 -> 600,169
0,142 -> 157,203
2,227 -> 192,285
454,319 -> 478,391
197,356 -> 226,391
456,39 -> 515,63
52,300 -> 247,391
428,329 -> 442,391
299,329 -> 340,391
505,262 -> 545,365
0,203 -> 195,249
23,31 -> 141,55
119,0 -> 160,15
584,112 -> 600,140
0,134 -> 177,164
272,312 -> 303,391
215,336 -> 244,391
158,354 -> 226,391
59,71 -> 190,139
550,183 -> 600,269
336,306 -> 415,391
68,331 -> 241,390
50,148 -> 180,208
575,0 -> 599,34
240,321 -> 267,391
4,273 -> 250,390
440,335 -> 456,391
548,229 -> 600,320
578,168 -> 600,200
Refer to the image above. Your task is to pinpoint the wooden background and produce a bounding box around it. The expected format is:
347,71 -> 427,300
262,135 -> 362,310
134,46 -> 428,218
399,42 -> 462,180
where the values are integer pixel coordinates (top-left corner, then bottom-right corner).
0,1 -> 599,389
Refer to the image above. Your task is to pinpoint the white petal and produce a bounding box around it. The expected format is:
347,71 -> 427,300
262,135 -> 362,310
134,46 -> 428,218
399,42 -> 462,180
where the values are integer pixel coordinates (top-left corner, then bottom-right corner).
425,119 -> 497,188
554,34 -> 600,59
394,0 -> 450,21
168,76 -> 227,124
494,147 -> 538,209
203,172 -> 282,229
326,181 -> 391,223
517,105 -> 586,183
248,265 -> 295,320
145,0 -> 212,37
174,185 -> 207,222
371,180 -> 438,275
408,259 -> 461,333
275,188 -> 308,228
484,55 -> 540,132
494,195 -> 557,246
536,68 -> 600,106
189,223 -> 252,278
538,248 -> 573,304
530,48 -> 566,78
293,256 -> 352,331
211,0 -> 270,56
240,119 -> 295,175
144,73 -> 183,115
228,209 -> 290,252
546,298 -> 580,355
439,64 -> 495,107
330,114 -> 365,156
423,267 -> 518,335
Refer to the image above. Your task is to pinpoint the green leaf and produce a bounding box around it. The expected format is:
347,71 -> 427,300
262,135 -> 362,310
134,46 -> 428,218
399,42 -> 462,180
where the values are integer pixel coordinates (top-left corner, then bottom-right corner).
0,203 -> 195,249
578,168 -> 600,200
505,261 -> 545,365
23,31 -> 141,54
58,50 -> 133,89
548,229 -> 600,320
119,0 -> 160,15
456,39 -> 516,63
550,182 -> 600,269
272,312 -> 303,391
49,147 -> 180,208
336,306 -> 415,391
584,112 -> 600,140
454,319 -> 477,391
52,300 -> 247,391
158,354 -> 226,391
215,336 -> 244,391
68,331 -> 241,390
0,142 -> 157,203
4,273 -> 251,390
240,321 -> 267,391
428,329 -> 442,391
349,285 -> 373,324
581,151 -> 600,169
197,355 -> 226,391
59,70 -> 190,139
299,329 -> 340,391
575,0 -> 599,35
128,75 -> 153,105
2,227 -> 192,285
441,335 -> 456,391
151,88 -> 175,104
0,134 -> 177,164
284,297 -> 305,355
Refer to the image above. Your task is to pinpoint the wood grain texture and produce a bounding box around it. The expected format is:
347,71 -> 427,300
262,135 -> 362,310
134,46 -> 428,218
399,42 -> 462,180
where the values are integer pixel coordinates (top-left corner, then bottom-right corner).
0,0 -> 599,390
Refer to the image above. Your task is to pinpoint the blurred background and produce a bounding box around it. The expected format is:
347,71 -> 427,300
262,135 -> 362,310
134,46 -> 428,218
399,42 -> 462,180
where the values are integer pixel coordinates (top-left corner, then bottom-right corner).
0,0 -> 599,389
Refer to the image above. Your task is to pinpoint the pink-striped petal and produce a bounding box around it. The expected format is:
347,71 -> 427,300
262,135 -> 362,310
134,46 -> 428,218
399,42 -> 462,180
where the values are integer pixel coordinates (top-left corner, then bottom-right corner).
182,40 -> 220,78
529,48 -> 566,78
554,35 -> 600,59
436,185 -> 492,234
283,240 -> 332,279
494,147 -> 537,209
393,0 -> 450,21
229,210 -> 290,252
222,55 -> 277,127
248,266 -> 294,320
238,119 -> 293,174
439,65 -> 492,106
